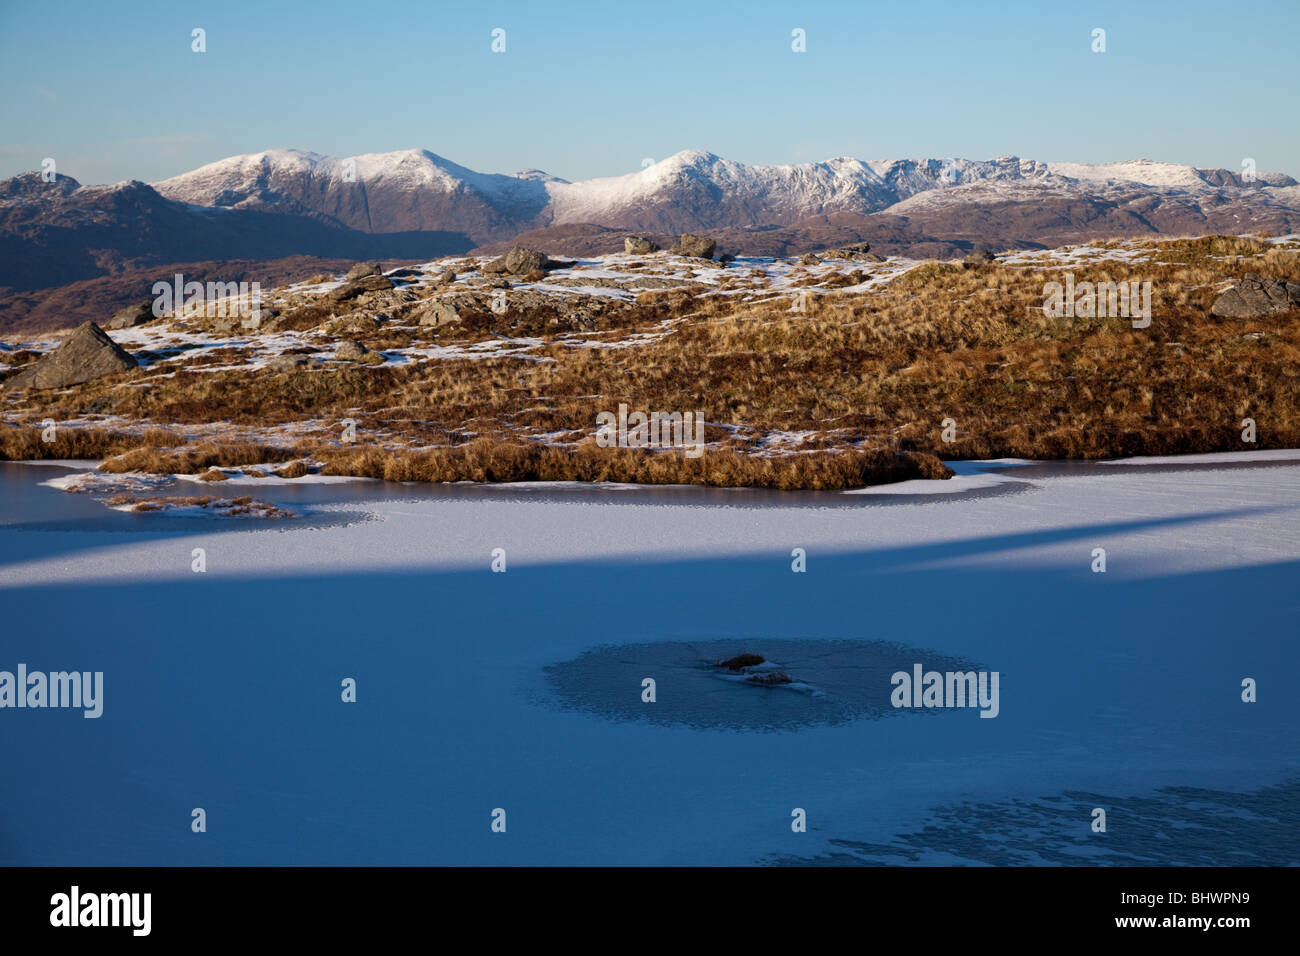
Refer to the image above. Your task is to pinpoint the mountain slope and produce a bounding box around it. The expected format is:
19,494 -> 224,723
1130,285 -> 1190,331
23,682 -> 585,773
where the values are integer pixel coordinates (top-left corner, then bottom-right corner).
154,149 -> 560,242
4,149 -> 1300,332
0,172 -> 471,294
152,147 -> 1300,240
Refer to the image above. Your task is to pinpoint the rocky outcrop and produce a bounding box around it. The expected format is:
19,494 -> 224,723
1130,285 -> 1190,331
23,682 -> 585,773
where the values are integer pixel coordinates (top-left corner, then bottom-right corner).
818,241 -> 881,262
267,354 -> 322,372
671,234 -> 716,259
482,246 -> 551,275
4,322 -> 136,390
327,274 -> 395,303
344,261 -> 383,281
418,300 -> 463,328
624,236 -> 660,254
1210,273 -> 1300,317
334,340 -> 384,364
107,300 -> 155,330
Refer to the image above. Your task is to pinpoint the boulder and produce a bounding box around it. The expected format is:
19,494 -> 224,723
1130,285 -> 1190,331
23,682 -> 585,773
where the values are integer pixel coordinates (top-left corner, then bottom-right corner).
107,300 -> 155,330
345,261 -> 383,281
419,300 -> 463,328
267,354 -> 321,372
483,246 -> 551,275
671,234 -> 716,259
335,340 -> 383,363
962,248 -> 997,268
324,314 -> 382,336
1210,273 -> 1300,318
820,242 -> 879,262
328,274 -> 394,303
624,236 -> 660,255
3,322 -> 136,391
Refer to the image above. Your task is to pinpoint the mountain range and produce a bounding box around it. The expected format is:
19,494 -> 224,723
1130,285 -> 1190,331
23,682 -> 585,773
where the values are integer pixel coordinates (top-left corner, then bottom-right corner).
149,148 -> 1300,242
3,147 -> 1299,331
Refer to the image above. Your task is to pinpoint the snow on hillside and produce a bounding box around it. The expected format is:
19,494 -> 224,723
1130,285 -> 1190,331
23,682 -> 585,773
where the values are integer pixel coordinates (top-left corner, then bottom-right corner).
154,148 -> 564,210
154,148 -> 1299,225
1045,159 -> 1215,189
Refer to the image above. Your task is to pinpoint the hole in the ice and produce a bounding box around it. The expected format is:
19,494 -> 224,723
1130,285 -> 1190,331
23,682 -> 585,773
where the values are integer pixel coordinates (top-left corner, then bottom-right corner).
544,638 -> 980,731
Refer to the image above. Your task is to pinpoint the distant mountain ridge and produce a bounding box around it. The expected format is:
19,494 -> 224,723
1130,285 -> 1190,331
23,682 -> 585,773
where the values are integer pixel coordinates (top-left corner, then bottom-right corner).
151,148 -> 1300,242
3,148 -> 1300,333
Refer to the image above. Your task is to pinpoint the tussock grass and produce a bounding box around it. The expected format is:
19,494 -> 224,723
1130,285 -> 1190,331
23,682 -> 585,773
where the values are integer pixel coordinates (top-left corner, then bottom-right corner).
5,236 -> 1299,488
0,424 -> 181,462
316,438 -> 948,490
99,442 -> 295,475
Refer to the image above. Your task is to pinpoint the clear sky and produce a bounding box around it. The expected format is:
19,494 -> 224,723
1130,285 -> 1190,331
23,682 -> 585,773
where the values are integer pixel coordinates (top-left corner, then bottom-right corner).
2,0 -> 1297,185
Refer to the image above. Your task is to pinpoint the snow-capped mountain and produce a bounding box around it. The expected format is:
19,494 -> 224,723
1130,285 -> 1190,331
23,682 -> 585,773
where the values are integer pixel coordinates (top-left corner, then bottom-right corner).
4,147 -> 1299,327
152,148 -> 1298,241
153,148 -> 562,238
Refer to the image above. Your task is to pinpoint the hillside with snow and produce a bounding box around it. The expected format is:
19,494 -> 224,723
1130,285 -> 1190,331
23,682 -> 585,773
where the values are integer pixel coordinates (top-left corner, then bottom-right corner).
152,148 -> 1299,240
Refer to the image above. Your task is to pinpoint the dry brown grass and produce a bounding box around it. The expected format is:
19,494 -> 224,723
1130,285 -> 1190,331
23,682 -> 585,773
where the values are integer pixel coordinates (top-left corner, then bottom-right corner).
315,438 -> 947,490
99,442 -> 295,475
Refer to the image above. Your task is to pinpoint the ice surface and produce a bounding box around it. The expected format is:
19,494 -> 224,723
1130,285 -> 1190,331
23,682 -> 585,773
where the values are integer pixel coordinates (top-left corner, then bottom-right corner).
1,452 -> 1297,865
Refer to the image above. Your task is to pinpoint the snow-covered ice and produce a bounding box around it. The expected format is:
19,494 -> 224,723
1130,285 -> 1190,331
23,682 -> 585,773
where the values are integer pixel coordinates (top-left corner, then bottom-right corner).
0,450 -> 1296,865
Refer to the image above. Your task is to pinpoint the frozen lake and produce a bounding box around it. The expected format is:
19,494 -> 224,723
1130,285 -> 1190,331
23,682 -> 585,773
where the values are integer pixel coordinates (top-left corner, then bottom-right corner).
0,452 -> 1297,865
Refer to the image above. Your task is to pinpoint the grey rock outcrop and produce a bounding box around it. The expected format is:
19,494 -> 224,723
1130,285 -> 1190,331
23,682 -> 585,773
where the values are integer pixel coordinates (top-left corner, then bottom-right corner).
328,274 -> 394,303
345,261 -> 383,281
4,322 -> 136,391
482,246 -> 551,275
671,234 -> 716,259
267,353 -> 322,372
335,340 -> 383,363
1210,273 -> 1300,317
107,300 -> 155,329
819,242 -> 881,262
624,236 -> 660,254
419,299 -> 463,327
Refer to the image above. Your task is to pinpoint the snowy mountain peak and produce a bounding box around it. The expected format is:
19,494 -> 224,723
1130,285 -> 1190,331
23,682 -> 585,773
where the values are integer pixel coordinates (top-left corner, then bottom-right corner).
142,147 -> 1300,244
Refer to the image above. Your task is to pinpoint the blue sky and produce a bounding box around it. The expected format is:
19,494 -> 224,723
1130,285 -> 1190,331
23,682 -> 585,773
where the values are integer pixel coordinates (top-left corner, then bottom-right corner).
2,0 -> 1297,184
